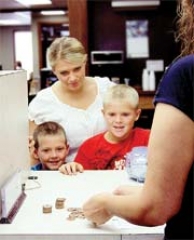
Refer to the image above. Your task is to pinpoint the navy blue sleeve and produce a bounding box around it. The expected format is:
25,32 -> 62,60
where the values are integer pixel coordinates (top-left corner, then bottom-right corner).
154,55 -> 194,120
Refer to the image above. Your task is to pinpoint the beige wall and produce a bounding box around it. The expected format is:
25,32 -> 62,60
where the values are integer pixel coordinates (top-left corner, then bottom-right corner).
0,26 -> 29,70
0,14 -> 69,80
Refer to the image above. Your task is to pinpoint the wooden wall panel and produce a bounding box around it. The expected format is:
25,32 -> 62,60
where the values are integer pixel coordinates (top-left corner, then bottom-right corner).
67,0 -> 88,53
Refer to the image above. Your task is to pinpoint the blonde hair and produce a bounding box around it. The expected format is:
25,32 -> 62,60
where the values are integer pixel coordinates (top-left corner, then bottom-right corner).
103,84 -> 139,109
175,0 -> 194,56
47,37 -> 87,69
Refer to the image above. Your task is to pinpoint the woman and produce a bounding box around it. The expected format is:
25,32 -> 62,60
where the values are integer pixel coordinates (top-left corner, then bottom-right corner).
29,37 -> 114,164
82,0 -> 194,239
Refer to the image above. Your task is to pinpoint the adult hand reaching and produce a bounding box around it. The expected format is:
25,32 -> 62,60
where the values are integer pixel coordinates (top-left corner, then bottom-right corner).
83,192 -> 114,226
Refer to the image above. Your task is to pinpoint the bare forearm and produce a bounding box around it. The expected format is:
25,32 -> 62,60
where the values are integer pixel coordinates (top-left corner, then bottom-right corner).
104,188 -> 165,226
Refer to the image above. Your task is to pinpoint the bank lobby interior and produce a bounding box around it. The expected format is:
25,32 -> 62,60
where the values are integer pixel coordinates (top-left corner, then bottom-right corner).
0,0 -> 181,238
0,0 -> 180,129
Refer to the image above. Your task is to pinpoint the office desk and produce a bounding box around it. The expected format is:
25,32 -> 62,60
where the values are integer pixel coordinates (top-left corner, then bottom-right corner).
0,170 -> 164,240
138,91 -> 155,110
136,90 -> 155,128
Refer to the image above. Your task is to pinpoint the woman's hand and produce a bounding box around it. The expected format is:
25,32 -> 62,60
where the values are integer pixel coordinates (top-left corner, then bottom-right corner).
83,186 -> 142,226
59,162 -> 84,175
83,192 -> 113,226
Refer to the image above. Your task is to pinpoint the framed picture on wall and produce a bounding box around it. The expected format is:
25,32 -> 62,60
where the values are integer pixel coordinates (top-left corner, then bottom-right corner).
126,20 -> 149,58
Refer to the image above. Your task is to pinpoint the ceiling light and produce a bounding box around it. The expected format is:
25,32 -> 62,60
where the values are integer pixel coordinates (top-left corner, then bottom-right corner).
41,10 -> 66,15
0,12 -> 31,26
111,0 -> 160,8
15,0 -> 51,6
0,20 -> 21,25
15,11 -> 31,19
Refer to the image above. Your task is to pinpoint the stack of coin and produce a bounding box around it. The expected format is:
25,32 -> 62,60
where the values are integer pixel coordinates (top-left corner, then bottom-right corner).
42,204 -> 52,214
67,207 -> 85,220
55,198 -> 66,209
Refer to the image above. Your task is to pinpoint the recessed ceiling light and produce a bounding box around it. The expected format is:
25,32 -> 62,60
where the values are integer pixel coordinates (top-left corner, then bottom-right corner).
0,20 -> 21,25
41,10 -> 66,15
111,0 -> 160,7
0,12 -> 31,26
15,0 -> 51,6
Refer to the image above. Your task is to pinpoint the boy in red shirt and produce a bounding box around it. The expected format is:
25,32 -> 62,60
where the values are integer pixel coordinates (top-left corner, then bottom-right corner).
59,84 -> 150,174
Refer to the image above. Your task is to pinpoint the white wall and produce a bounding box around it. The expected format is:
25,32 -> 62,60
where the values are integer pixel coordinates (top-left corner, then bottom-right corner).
0,26 -> 30,70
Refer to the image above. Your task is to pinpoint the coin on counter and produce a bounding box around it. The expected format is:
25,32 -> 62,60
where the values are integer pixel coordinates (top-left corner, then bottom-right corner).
67,212 -> 77,221
67,207 -> 82,212
66,207 -> 85,220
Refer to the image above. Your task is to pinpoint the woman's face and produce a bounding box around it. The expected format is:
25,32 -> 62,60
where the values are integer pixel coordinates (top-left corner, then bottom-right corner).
53,59 -> 86,91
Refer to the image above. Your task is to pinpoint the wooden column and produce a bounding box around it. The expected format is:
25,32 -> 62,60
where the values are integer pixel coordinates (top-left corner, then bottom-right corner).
67,0 -> 88,54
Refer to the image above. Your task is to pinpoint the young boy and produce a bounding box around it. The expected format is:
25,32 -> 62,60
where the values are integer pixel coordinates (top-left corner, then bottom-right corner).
31,121 -> 69,170
59,84 -> 150,174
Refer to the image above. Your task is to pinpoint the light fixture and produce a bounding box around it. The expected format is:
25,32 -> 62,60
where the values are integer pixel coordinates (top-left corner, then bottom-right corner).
0,12 -> 31,26
111,0 -> 160,8
41,10 -> 66,15
15,0 -> 51,6
0,19 -> 21,25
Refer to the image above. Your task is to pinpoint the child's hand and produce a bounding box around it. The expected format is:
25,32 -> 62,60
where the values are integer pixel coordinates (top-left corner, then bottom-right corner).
28,135 -> 39,165
59,162 -> 84,175
28,135 -> 34,150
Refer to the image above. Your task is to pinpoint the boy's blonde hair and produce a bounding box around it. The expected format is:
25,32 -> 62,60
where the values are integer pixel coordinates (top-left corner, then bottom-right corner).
103,84 -> 139,109
47,37 -> 87,69
33,121 -> 67,149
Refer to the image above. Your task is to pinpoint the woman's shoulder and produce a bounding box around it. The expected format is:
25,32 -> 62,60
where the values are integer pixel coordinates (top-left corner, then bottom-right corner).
94,76 -> 113,85
29,87 -> 54,105
174,54 -> 194,66
28,87 -> 59,120
93,76 -> 115,92
165,54 -> 194,78
36,87 -> 53,97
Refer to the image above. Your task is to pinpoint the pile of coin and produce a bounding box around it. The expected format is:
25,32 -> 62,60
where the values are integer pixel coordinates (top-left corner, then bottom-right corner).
42,204 -> 52,214
42,198 -> 85,222
42,197 -> 66,213
55,198 -> 66,209
67,207 -> 85,220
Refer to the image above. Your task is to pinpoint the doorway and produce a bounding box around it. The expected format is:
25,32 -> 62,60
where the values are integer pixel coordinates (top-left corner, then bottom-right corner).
14,30 -> 33,80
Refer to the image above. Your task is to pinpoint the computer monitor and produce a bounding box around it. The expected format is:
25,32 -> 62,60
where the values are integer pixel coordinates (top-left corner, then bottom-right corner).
91,51 -> 124,64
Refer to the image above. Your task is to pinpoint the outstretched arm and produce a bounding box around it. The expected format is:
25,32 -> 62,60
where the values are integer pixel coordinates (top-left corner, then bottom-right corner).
83,103 -> 194,226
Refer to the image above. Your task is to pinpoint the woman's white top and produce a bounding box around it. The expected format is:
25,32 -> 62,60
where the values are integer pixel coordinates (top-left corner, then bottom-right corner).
28,77 -> 114,162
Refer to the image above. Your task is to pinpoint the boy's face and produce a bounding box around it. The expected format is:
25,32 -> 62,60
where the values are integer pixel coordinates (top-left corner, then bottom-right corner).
34,134 -> 69,170
102,100 -> 141,141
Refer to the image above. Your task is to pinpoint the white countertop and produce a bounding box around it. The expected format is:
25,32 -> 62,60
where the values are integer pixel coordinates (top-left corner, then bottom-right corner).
0,170 -> 165,240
